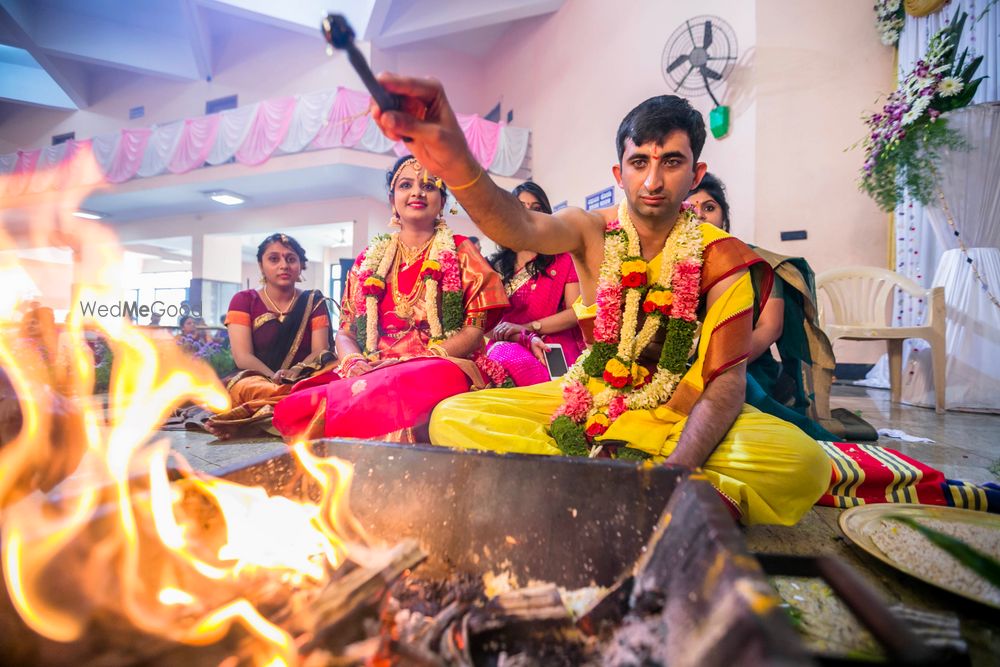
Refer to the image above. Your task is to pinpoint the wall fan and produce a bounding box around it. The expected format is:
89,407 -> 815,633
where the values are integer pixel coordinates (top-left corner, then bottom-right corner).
661,15 -> 738,138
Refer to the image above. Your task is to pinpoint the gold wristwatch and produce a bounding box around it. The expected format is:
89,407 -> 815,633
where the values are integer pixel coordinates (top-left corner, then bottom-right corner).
530,320 -> 542,332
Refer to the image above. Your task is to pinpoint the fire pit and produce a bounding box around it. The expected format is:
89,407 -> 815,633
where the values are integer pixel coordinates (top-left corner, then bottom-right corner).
1,439 -> 932,666
217,440 -> 812,666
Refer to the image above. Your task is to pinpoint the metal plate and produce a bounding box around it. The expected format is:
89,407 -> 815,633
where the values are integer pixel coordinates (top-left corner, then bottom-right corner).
839,504 -> 1000,609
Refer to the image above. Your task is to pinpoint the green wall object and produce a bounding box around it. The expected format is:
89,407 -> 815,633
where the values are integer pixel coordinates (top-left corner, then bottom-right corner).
710,105 -> 730,138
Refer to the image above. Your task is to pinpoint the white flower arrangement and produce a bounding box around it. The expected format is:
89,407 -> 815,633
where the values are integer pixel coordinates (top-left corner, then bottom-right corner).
875,0 -> 906,47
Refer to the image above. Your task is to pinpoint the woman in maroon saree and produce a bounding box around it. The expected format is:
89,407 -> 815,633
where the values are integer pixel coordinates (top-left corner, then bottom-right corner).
271,156 -> 508,443
486,182 -> 587,386
203,234 -> 333,437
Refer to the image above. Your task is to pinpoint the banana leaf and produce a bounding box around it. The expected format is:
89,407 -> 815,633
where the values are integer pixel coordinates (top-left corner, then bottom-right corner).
889,515 -> 1000,589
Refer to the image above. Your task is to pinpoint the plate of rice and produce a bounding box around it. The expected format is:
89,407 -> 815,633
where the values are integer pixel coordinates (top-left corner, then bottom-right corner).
839,504 -> 1000,609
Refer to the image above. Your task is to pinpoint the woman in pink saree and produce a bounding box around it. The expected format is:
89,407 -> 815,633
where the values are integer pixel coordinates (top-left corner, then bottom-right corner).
485,182 -> 587,386
271,156 -> 508,443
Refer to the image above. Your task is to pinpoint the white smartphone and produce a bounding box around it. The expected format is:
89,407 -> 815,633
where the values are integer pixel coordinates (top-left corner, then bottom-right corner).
543,343 -> 569,379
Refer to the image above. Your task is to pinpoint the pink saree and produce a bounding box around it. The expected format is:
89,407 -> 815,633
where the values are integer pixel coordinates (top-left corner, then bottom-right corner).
486,253 -> 586,386
272,234 -> 507,443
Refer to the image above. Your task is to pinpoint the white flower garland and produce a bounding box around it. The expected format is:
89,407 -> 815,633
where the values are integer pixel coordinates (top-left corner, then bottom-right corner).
356,224 -> 460,353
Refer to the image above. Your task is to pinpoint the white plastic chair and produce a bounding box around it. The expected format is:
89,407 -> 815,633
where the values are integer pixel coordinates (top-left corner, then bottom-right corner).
816,267 -> 946,414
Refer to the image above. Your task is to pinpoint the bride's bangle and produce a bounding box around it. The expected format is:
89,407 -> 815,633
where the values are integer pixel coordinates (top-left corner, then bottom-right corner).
427,342 -> 449,357
337,352 -> 365,374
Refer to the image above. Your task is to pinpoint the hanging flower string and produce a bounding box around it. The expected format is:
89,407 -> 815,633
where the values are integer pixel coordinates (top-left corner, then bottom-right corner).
874,0 -> 905,47
550,201 -> 703,458
935,190 -> 1000,312
858,9 -> 986,211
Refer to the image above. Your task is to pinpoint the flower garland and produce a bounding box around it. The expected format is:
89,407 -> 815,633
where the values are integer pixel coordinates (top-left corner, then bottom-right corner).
550,201 -> 702,458
875,0 -> 905,47
353,224 -> 464,354
859,9 -> 985,211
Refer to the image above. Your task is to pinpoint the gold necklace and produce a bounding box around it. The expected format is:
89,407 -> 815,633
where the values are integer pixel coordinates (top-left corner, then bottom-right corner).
262,286 -> 298,322
390,249 -> 426,320
397,236 -> 433,270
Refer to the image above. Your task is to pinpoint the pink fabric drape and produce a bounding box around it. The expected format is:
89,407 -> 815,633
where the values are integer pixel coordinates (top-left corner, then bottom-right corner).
458,114 -> 500,168
7,149 -> 40,197
0,88 -> 530,198
311,88 -> 371,149
235,97 -> 296,166
104,129 -> 152,183
168,116 -> 221,174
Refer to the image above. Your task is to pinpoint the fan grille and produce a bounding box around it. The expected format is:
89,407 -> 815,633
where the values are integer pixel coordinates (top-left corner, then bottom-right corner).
661,15 -> 738,96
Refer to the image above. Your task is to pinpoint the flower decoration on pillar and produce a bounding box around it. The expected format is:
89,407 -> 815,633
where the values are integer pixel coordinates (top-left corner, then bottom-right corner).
875,0 -> 906,46
859,10 -> 985,211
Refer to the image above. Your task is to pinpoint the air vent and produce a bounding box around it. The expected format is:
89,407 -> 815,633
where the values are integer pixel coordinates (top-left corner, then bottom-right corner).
129,105 -> 145,120
206,94 -> 238,115
52,132 -> 75,146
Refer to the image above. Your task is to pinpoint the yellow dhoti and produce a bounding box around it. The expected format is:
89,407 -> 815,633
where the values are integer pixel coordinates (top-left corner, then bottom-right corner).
429,381 -> 830,526
429,224 -> 831,526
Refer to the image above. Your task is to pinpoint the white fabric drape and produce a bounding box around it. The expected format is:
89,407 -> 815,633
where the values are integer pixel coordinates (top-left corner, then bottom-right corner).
279,90 -> 336,154
864,0 -> 1000,396
899,105 -> 1000,410
489,123 -> 530,177
357,118 -> 396,154
26,143 -> 69,193
901,248 -> 1000,410
90,132 -> 121,176
925,105 -> 1000,250
138,120 -> 184,178
206,103 -> 258,166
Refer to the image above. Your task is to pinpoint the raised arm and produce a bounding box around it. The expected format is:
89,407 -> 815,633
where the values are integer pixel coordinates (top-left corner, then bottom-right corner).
371,73 -> 603,258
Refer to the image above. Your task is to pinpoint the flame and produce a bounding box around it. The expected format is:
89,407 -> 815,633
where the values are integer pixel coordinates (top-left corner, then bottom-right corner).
0,145 -> 370,666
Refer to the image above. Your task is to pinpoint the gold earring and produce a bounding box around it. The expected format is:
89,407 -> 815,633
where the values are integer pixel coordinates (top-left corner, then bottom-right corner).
390,212 -> 401,227
449,203 -> 459,215
297,273 -> 305,283
259,275 -> 267,285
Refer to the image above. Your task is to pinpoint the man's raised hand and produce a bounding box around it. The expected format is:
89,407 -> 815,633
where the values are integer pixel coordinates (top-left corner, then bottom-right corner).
371,73 -> 479,186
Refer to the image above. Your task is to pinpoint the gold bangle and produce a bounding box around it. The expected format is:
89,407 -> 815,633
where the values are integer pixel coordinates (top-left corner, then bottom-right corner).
446,165 -> 484,191
337,352 -> 365,372
427,342 -> 449,357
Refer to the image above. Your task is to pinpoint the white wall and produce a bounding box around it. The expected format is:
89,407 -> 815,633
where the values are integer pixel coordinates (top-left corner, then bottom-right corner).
479,0 -> 757,234
754,1 -> 894,363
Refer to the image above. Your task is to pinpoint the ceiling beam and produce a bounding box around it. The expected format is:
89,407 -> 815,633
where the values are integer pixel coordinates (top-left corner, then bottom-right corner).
0,0 -> 88,108
179,0 -> 213,81
195,0 -> 331,37
31,7 -> 200,81
363,0 -> 394,41
375,0 -> 563,48
0,60 -> 77,109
